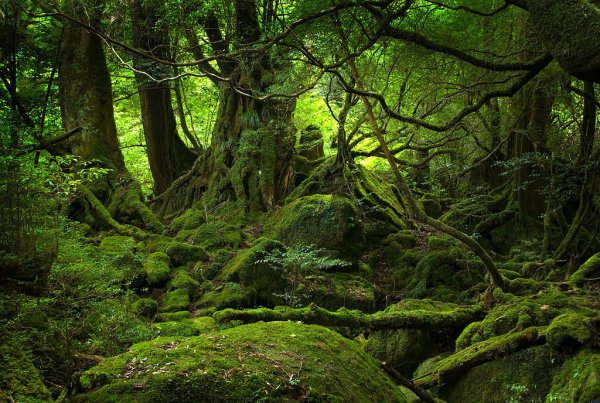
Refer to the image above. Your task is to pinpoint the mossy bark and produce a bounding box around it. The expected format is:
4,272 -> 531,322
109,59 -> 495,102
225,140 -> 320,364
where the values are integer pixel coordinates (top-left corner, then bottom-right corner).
213,303 -> 483,331
131,0 -> 196,195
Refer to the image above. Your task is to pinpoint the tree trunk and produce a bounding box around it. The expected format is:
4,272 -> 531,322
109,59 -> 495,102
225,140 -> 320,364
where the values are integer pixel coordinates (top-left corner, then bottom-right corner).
58,0 -> 125,175
131,0 -> 196,195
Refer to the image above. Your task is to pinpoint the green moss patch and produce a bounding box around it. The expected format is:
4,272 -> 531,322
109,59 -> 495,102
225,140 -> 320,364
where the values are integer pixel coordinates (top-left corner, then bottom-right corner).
159,289 -> 191,313
143,252 -> 170,286
165,242 -> 208,266
547,349 -> 600,402
265,194 -> 364,259
74,322 -> 407,402
99,236 -> 136,254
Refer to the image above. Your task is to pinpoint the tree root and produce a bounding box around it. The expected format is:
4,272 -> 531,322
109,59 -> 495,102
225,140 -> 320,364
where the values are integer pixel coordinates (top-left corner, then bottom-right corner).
413,327 -> 545,389
213,303 -> 483,331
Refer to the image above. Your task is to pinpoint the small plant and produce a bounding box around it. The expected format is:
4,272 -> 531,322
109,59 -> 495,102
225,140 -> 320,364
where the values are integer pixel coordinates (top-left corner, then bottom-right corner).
258,245 -> 351,307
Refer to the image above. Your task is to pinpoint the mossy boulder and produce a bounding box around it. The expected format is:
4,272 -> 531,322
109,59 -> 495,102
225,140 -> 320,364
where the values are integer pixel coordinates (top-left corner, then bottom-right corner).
546,349 -> 600,402
437,345 -> 560,403
0,335 -> 52,403
154,317 -> 219,337
366,299 -> 461,375
265,194 -> 364,259
165,242 -> 208,266
185,221 -> 245,251
546,313 -> 598,350
155,311 -> 191,322
143,252 -> 171,286
455,289 -> 597,349
131,298 -> 158,319
159,289 -> 191,313
99,236 -> 136,255
220,238 -> 287,306
570,252 -> 600,288
420,193 -> 443,218
74,322 -> 408,402
170,207 -> 206,233
196,282 -> 248,312
167,270 -> 200,296
299,273 -> 376,312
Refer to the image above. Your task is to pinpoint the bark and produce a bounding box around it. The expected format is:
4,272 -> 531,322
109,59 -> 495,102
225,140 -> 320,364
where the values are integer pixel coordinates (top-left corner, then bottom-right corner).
213,303 -> 483,331
131,0 -> 196,195
156,0 -> 296,213
58,0 -> 125,173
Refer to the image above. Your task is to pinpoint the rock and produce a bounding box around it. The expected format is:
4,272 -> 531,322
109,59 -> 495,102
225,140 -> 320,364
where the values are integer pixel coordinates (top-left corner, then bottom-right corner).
74,322 -> 408,402
265,194 -> 364,259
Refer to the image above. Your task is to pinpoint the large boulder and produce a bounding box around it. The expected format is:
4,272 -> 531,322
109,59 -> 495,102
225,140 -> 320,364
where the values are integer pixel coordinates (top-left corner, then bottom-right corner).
265,194 -> 364,259
73,322 -> 408,402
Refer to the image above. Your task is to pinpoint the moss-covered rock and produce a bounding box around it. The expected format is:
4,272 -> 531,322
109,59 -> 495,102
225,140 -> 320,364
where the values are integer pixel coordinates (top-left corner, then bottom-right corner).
265,194 -> 364,259
546,349 -> 600,402
170,207 -> 206,233
437,345 -> 561,403
131,298 -> 158,319
167,270 -> 200,296
0,334 -> 51,403
220,238 -> 287,306
197,282 -> 248,311
366,299 -> 462,375
155,311 -> 191,322
454,289 -> 596,349
165,242 -> 208,266
159,289 -> 191,313
570,252 -> 600,288
99,235 -> 136,254
154,317 -> 219,337
182,221 -> 245,251
420,193 -> 443,218
143,252 -> 171,286
546,313 -> 597,350
74,322 -> 408,402
299,273 -> 376,312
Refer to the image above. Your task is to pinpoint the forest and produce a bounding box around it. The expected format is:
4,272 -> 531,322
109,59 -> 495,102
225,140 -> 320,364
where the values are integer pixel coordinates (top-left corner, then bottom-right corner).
1,0 -> 599,401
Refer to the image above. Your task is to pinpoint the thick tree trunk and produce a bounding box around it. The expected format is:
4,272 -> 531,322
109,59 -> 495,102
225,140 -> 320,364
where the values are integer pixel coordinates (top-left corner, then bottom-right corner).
131,0 -> 196,195
201,84 -> 296,211
58,0 -> 125,174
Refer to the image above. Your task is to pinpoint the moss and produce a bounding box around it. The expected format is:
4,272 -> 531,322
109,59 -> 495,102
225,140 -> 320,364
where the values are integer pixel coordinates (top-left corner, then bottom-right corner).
546,349 -> 600,402
73,322 -> 408,402
187,221 -> 244,251
168,270 -> 200,296
415,327 -> 543,389
220,238 -> 287,306
546,313 -> 596,350
300,273 -> 376,312
455,321 -> 482,351
131,298 -> 158,319
569,252 -> 600,288
143,252 -> 171,286
197,282 -> 248,311
388,230 -> 417,249
265,194 -> 364,259
154,317 -> 218,337
455,289 -> 596,349
366,299 -> 460,375
155,311 -> 191,322
165,241 -> 208,266
159,289 -> 191,313
427,235 -> 456,250
140,234 -> 171,254
406,248 -> 479,301
99,235 -> 136,254
0,334 -> 51,403
438,345 -> 560,403
420,193 -> 443,218
170,207 -> 206,232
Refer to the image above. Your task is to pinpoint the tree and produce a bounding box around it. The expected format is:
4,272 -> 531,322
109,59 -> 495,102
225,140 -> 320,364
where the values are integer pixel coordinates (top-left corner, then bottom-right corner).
131,0 -> 196,195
